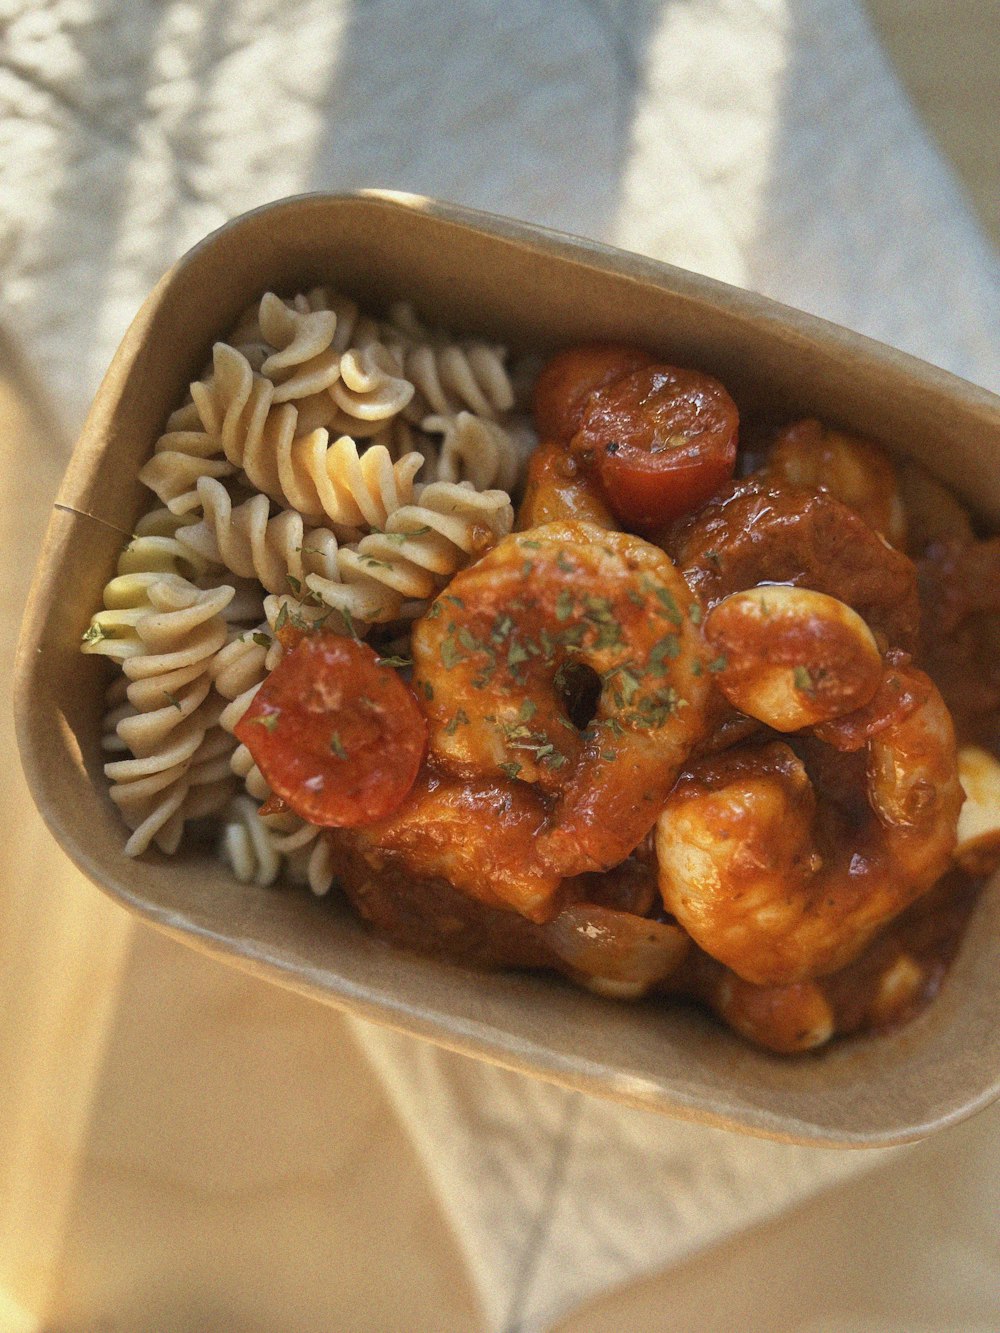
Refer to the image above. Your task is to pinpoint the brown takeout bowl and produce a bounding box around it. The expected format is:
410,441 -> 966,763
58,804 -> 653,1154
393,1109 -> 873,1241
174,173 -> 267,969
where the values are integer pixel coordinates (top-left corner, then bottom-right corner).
15,191 -> 1000,1146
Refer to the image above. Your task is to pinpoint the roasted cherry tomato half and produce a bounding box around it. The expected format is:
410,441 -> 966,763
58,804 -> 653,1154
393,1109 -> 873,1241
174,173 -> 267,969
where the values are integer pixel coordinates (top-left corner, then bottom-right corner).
573,364 -> 738,533
532,343 -> 654,444
235,633 -> 427,827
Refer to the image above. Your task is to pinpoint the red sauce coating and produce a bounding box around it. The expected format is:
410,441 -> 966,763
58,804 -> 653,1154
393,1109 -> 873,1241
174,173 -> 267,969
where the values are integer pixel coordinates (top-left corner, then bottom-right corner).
516,440 -> 616,530
667,477 -> 922,650
229,342 -> 992,1055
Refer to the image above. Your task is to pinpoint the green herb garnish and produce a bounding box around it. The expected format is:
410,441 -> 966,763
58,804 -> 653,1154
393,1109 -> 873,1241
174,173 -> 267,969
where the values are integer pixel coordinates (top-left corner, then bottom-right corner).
793,666 -> 815,695
444,708 -> 470,736
440,635 -> 465,669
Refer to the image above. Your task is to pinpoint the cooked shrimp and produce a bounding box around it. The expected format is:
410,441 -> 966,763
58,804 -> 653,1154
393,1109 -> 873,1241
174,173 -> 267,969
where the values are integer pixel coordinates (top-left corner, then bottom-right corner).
677,871 -> 980,1052
655,662 -> 963,985
668,477 -> 921,651
411,520 -> 711,879
702,585 -> 884,731
764,418 -> 907,549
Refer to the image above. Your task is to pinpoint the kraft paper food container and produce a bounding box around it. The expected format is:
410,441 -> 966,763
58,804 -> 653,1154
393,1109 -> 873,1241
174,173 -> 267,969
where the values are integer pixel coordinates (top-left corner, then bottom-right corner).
15,191 -> 1000,1147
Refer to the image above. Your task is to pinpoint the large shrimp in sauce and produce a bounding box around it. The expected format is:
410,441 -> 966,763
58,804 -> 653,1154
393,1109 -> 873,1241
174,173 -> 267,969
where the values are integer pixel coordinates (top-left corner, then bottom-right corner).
678,871 -> 981,1053
656,640 -> 962,985
656,470 -> 964,986
410,520 -> 711,880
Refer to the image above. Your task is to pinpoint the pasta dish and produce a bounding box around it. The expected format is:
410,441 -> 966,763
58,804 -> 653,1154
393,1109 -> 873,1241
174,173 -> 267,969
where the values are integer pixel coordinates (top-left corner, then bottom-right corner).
81,291 -> 1000,1052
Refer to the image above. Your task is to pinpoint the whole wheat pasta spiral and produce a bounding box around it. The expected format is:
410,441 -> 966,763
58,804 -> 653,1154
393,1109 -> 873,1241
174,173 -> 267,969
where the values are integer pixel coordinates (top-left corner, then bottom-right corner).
219,792 -> 338,896
326,342 -> 415,437
401,341 -> 515,421
281,823 -> 339,896
212,629 -> 278,804
82,514 -> 220,663
231,286 -> 379,366
115,577 -> 235,684
105,702 -> 237,857
307,480 -> 514,609
287,557 -> 411,626
94,576 -> 239,855
220,794 -> 284,886
274,428 -> 425,536
98,645 -> 214,775
176,476 -> 341,597
189,342 -> 283,490
91,574 -> 236,781
369,416 -> 441,483
295,287 -> 381,352
114,664 -> 214,758
210,625 -> 279,699
139,400 -> 237,516
422,410 -> 523,492
273,289 -> 386,434
121,506 -> 210,573
195,343 -> 426,533
256,291 -> 343,402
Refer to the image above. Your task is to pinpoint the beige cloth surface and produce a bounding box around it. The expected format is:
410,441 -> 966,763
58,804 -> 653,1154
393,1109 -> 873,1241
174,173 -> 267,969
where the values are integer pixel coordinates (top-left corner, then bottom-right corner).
3,1 -> 1000,1330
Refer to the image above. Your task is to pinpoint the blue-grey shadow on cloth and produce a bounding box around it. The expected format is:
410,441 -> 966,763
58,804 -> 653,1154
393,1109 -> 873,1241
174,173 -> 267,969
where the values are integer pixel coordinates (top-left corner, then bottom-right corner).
305,0 -> 664,243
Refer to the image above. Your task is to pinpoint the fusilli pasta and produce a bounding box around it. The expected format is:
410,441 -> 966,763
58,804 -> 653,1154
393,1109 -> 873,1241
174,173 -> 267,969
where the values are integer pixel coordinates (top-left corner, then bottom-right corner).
257,292 -> 343,402
400,341 -> 515,421
422,410 -> 523,492
138,402 -> 237,516
86,283 -> 531,878
309,480 -> 514,606
104,693 -> 235,856
326,342 -> 415,437
177,476 -> 341,597
220,794 -> 283,886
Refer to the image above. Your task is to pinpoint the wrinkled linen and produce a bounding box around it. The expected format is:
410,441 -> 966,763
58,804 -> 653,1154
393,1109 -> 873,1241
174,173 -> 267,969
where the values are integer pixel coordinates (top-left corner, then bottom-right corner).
3,1 -> 999,1330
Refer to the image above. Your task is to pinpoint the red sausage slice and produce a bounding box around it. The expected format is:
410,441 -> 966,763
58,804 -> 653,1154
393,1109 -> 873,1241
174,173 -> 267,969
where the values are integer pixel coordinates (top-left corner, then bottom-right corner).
532,343 -> 654,443
574,364 -> 739,533
235,634 -> 427,827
